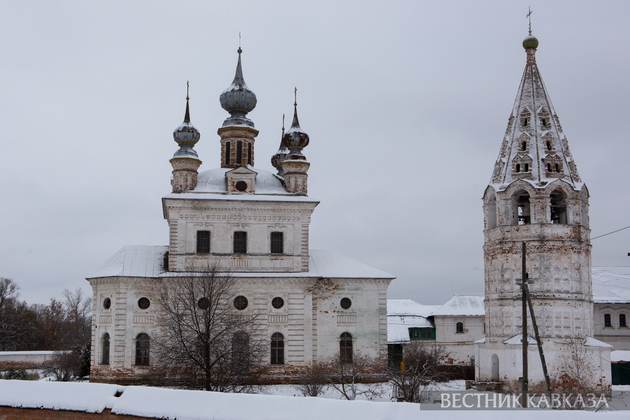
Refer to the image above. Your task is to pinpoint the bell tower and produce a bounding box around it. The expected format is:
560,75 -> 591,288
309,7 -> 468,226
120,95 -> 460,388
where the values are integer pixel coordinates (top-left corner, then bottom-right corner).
476,31 -> 611,392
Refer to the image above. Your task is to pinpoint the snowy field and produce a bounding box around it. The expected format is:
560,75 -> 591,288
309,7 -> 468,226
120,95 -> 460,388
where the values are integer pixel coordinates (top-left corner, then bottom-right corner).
1,379 -> 630,419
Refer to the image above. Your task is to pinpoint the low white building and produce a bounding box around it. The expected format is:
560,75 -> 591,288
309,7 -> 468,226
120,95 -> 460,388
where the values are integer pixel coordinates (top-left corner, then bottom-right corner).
593,267 -> 630,350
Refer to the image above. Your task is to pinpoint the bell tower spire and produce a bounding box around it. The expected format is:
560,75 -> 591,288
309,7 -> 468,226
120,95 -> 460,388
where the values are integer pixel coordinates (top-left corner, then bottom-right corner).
281,88 -> 311,195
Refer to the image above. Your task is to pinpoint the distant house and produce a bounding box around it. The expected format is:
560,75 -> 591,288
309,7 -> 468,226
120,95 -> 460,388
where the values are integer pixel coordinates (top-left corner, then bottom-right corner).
386,296 -> 484,368
429,296 -> 484,366
593,267 -> 630,351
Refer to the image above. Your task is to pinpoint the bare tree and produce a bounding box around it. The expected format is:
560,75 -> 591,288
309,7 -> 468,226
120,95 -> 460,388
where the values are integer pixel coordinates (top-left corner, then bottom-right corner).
155,264 -> 265,391
327,351 -> 384,400
0,278 -> 34,351
62,288 -> 92,347
387,341 -> 449,403
298,362 -> 329,397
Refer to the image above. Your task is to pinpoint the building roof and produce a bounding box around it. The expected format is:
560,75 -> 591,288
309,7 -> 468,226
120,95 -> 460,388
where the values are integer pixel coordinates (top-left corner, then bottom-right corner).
162,167 -> 319,203
387,299 -> 440,317
430,295 -> 485,316
88,245 -> 168,279
592,267 -> 630,303
87,246 -> 394,280
488,33 -> 583,192
612,350 -> 630,363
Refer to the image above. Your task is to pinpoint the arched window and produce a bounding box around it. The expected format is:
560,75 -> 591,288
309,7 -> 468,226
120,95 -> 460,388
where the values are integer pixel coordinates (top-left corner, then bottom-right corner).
232,332 -> 249,374
521,142 -> 527,151
101,333 -> 110,365
550,190 -> 567,224
340,332 -> 353,364
515,163 -> 521,173
524,163 -> 529,172
491,354 -> 500,382
135,333 -> 150,366
555,163 -> 560,173
456,322 -> 464,333
271,333 -> 284,365
514,191 -> 530,225
487,194 -> 497,229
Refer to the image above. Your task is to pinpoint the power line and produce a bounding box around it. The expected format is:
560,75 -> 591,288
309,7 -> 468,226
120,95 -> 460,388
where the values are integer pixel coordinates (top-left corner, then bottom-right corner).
591,225 -> 630,240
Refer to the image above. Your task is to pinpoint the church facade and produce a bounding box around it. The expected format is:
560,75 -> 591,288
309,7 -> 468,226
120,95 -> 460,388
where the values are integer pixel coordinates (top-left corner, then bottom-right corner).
475,32 -> 611,392
87,49 -> 393,383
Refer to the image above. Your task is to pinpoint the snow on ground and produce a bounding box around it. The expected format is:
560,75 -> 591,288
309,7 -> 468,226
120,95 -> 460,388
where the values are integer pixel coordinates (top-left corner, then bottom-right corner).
1,379 -> 630,419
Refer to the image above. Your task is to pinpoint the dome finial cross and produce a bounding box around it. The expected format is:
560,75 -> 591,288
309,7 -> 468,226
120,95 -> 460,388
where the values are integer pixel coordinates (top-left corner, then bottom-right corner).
526,7 -> 533,35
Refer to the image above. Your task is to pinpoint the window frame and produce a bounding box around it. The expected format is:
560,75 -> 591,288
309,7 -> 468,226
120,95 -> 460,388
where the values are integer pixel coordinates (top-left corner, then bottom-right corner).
620,314 -> 627,328
270,231 -> 284,254
456,322 -> 464,334
233,231 -> 247,254
604,313 -> 612,328
271,332 -> 284,365
196,230 -> 210,254
101,333 -> 110,365
135,333 -> 150,366
340,332 -> 353,364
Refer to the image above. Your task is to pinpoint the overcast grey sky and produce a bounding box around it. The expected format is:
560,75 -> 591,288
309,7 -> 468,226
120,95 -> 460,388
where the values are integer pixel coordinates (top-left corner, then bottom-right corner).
1,1 -> 629,306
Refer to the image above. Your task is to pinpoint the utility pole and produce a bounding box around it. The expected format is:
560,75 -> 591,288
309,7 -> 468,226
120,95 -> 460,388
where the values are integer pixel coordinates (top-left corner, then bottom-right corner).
521,241 -> 528,403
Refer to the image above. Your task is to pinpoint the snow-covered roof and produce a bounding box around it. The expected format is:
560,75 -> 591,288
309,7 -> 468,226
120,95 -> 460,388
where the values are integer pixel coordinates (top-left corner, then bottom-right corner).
88,245 -> 168,278
592,267 -> 630,303
387,299 -> 440,317
386,299 -> 439,343
431,295 -> 485,316
162,167 -> 318,203
88,247 -> 394,280
387,315 -> 434,343
584,337 -> 613,348
503,334 -> 537,345
612,350 -> 630,362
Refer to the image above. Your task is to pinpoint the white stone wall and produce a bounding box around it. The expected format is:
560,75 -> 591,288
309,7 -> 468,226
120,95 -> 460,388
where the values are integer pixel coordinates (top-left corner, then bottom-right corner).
89,275 -> 391,381
594,303 -> 630,350
163,198 -> 317,273
476,340 -> 611,392
433,315 -> 484,365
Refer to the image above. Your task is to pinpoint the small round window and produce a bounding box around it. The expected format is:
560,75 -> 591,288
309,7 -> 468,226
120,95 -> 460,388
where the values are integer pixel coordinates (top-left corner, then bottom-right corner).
138,297 -> 150,310
197,297 -> 210,310
272,297 -> 284,309
103,298 -> 111,310
234,295 -> 248,311
235,181 -> 248,192
340,298 -> 352,310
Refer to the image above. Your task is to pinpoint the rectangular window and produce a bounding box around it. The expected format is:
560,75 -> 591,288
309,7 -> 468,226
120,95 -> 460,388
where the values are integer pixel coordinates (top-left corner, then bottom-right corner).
197,231 -> 210,254
620,314 -> 627,328
247,143 -> 252,165
225,142 -> 231,165
604,313 -> 612,327
409,328 -> 435,340
236,141 -> 242,165
234,231 -> 247,254
270,232 -> 283,254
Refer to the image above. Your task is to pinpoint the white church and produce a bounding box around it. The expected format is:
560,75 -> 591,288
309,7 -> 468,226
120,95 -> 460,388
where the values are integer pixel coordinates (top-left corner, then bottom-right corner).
87,48 -> 394,384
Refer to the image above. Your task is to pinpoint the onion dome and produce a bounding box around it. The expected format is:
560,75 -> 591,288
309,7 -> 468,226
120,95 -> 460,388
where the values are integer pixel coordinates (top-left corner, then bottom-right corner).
523,34 -> 539,50
219,48 -> 257,128
271,115 -> 289,175
281,100 -> 309,158
173,86 -> 200,159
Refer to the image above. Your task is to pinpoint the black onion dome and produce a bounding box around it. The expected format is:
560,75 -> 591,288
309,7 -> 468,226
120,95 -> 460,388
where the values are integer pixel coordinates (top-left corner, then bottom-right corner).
282,104 -> 309,150
219,48 -> 257,127
173,94 -> 200,158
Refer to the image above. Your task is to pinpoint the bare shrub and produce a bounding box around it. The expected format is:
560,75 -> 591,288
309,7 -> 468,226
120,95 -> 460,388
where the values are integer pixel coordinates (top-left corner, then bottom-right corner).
387,341 -> 449,402
298,362 -> 329,397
